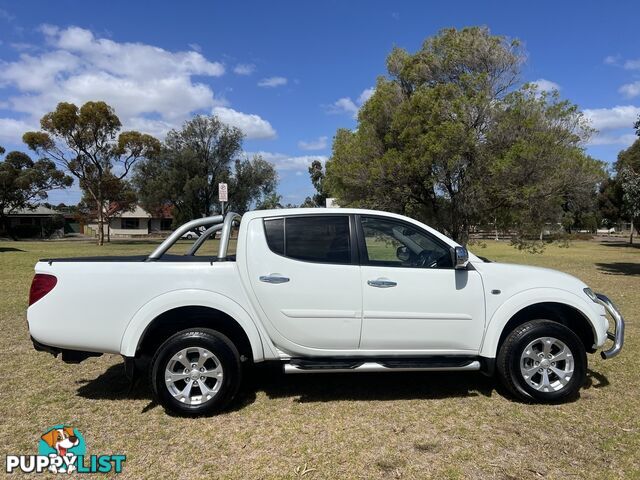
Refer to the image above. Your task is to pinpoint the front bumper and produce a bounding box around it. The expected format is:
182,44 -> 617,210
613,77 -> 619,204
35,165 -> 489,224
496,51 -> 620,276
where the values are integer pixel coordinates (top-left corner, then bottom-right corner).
595,293 -> 625,359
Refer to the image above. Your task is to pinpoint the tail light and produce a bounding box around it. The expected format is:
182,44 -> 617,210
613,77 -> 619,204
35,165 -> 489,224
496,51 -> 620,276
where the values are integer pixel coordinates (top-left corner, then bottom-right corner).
29,274 -> 57,306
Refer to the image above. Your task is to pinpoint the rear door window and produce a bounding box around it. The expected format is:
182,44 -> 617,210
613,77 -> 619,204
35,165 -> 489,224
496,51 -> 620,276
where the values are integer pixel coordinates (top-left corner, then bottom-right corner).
263,216 -> 351,264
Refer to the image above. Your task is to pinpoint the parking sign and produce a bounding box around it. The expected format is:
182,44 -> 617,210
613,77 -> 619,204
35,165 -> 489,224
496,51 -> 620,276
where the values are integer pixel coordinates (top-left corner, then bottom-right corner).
218,183 -> 228,202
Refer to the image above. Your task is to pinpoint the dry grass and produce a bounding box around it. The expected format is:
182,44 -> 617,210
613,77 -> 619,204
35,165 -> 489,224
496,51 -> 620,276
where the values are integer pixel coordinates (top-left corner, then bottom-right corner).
0,238 -> 638,479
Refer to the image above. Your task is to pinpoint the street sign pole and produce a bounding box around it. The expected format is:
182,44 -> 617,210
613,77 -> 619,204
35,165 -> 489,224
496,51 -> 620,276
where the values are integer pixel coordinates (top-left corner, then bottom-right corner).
218,182 -> 228,217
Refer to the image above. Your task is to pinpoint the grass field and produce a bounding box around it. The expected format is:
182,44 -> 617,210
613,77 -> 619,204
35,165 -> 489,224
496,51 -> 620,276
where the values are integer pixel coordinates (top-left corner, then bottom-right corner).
0,238 -> 638,479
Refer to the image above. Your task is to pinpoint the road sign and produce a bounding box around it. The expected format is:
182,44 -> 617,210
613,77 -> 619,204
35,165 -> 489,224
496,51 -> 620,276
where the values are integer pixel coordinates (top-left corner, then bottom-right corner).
218,182 -> 228,202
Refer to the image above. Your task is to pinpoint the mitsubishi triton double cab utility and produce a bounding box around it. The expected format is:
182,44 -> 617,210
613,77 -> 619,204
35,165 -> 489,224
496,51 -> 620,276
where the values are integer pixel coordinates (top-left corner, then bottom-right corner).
27,209 -> 624,416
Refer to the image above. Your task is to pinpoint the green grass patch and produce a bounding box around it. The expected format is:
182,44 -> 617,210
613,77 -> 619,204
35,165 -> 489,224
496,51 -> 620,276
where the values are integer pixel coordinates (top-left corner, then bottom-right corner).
0,238 -> 638,478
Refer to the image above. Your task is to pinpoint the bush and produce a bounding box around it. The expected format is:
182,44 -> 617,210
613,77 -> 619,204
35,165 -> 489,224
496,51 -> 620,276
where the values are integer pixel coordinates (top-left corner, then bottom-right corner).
42,215 -> 65,238
547,232 -> 593,241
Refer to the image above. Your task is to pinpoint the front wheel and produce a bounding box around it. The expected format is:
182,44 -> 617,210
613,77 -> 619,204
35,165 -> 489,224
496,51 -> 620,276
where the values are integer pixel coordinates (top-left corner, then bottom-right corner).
497,320 -> 587,402
150,329 -> 242,416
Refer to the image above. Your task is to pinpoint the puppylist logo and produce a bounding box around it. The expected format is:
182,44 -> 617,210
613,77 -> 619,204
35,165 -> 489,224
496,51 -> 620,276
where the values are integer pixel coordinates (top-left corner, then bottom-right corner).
5,425 -> 126,474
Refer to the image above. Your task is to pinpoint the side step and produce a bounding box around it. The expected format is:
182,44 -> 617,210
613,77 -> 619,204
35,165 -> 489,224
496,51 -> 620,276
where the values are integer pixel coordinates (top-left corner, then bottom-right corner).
284,357 -> 481,374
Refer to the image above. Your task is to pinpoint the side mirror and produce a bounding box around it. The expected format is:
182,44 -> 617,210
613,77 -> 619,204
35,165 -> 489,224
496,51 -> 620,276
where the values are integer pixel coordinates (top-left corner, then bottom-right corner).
454,246 -> 469,270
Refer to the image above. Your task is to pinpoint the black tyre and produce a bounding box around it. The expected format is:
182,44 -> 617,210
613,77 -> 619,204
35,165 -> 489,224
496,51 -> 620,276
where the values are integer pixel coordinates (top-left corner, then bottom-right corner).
150,329 -> 242,416
497,320 -> 586,402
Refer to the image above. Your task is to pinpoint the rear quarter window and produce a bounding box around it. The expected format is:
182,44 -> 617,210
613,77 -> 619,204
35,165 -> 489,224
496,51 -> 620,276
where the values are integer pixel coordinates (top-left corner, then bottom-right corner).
264,218 -> 284,255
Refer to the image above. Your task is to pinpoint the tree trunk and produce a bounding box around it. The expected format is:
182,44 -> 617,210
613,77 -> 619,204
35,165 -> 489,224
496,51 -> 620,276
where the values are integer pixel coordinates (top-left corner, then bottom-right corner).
97,199 -> 104,246
631,218 -> 635,245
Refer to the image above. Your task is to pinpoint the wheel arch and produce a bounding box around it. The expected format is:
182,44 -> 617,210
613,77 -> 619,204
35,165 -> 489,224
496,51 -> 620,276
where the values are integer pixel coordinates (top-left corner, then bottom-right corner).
480,289 -> 603,359
119,289 -> 266,362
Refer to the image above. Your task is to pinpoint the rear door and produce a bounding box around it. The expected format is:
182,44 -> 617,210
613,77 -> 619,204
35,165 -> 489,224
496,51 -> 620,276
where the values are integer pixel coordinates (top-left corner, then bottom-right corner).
246,214 -> 362,352
357,215 -> 485,354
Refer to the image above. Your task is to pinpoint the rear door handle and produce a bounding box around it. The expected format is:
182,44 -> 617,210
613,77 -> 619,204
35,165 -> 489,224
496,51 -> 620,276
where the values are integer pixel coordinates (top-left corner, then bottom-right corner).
259,274 -> 290,284
367,278 -> 397,288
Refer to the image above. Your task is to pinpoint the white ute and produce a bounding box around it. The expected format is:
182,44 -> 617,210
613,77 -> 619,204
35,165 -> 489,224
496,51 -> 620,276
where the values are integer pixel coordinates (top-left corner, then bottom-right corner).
28,209 -> 624,416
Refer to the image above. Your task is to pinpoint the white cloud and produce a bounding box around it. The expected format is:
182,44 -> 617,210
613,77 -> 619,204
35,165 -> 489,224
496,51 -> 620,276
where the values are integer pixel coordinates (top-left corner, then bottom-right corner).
623,59 -> 640,70
619,81 -> 640,98
10,42 -> 38,52
234,63 -> 255,75
0,25 -> 276,144
604,54 -> 621,66
358,87 -> 375,104
583,105 -> 640,146
250,151 -> 327,171
298,136 -> 328,151
328,97 -> 359,117
0,117 -> 36,143
124,117 -> 176,139
0,8 -> 15,22
327,87 -> 375,118
588,133 -> 637,147
583,105 -> 640,130
188,43 -> 202,52
212,107 -> 276,140
257,76 -> 287,88
2,50 -> 80,92
43,26 -> 225,79
531,78 -> 560,92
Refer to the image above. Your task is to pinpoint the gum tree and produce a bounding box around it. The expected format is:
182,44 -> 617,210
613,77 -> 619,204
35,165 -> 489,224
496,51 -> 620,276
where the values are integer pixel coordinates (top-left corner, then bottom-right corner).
23,101 -> 160,245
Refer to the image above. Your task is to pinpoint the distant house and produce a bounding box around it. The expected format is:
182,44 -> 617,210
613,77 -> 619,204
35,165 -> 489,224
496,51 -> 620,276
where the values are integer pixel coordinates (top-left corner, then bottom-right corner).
2,206 -> 64,238
85,205 -> 173,238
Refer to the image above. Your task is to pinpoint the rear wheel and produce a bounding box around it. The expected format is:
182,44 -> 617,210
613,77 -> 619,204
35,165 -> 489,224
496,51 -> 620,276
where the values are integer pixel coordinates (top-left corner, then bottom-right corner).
497,320 -> 586,402
150,329 -> 242,416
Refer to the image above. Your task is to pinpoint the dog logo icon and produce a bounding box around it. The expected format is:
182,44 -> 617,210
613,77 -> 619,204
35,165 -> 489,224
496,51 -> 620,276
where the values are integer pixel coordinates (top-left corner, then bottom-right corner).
38,425 -> 86,473
6,424 -> 125,474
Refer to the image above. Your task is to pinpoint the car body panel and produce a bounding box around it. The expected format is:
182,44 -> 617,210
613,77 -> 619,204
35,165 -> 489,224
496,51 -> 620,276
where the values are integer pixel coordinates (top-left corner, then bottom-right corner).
359,266 -> 485,353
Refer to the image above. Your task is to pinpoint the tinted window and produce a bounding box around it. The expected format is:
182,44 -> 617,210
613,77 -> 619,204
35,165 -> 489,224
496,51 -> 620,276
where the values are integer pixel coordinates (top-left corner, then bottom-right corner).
264,216 -> 351,264
361,217 -> 453,269
264,218 -> 284,255
286,216 -> 351,264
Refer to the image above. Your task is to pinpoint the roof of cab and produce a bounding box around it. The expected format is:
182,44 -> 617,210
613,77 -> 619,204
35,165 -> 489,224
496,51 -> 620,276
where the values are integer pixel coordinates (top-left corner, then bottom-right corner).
242,207 -> 406,220
239,208 -> 472,255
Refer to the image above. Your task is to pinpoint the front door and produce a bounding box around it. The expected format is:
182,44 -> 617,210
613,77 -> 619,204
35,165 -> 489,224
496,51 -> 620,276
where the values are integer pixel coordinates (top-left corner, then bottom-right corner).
357,215 -> 485,354
246,214 -> 362,352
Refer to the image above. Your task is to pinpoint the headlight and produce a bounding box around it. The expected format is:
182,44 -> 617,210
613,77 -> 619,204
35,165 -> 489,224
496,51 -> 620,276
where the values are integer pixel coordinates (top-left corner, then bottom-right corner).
583,287 -> 599,303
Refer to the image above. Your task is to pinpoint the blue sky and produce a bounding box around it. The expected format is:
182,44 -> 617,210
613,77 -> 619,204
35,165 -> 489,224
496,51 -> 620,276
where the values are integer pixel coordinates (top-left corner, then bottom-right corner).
1,0 -> 639,206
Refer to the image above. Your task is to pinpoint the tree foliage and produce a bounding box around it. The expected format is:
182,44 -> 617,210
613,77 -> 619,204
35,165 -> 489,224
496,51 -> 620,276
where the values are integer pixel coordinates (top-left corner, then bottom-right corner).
598,177 -> 624,227
616,138 -> 640,242
228,156 -> 278,213
0,148 -> 72,238
301,160 -> 328,207
134,115 -> 278,225
22,101 -> 160,245
325,27 -> 604,248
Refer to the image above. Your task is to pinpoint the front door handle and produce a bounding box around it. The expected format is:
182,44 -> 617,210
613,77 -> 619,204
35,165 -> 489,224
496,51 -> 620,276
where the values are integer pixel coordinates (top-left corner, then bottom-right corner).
367,278 -> 397,288
259,274 -> 290,284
